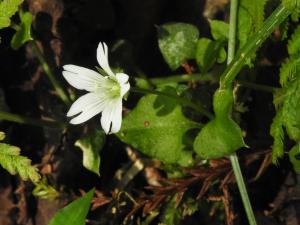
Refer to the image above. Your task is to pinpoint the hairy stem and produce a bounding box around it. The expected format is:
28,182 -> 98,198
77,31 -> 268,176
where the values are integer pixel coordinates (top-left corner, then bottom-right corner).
31,41 -> 71,105
0,111 -> 66,129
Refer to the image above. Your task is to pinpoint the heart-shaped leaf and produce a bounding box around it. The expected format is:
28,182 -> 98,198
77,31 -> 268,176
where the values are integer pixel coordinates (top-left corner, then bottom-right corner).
158,23 -> 199,70
193,89 -> 246,159
118,86 -> 199,166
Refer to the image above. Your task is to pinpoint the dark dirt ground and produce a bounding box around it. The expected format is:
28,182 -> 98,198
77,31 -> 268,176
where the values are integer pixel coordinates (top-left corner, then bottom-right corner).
1,0 -> 300,225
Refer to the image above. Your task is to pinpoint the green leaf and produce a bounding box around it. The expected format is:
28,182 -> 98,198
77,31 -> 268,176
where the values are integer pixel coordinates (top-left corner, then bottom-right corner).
288,144 -> 300,174
158,23 -> 199,70
237,7 -> 253,49
193,89 -> 246,159
196,38 -> 226,73
48,188 -> 95,225
118,85 -> 199,166
0,142 -> 41,182
240,0 -> 268,32
209,19 -> 229,41
0,0 -> 23,29
11,11 -> 33,50
75,129 -> 105,176
279,57 -> 300,86
270,109 -> 285,163
288,25 -> 300,56
282,79 -> 300,141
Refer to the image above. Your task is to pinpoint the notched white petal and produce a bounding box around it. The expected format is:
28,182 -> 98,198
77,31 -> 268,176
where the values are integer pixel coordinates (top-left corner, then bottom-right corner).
63,64 -> 104,91
96,42 -> 115,77
110,100 -> 123,133
67,93 -> 98,117
101,99 -> 122,134
69,98 -> 108,124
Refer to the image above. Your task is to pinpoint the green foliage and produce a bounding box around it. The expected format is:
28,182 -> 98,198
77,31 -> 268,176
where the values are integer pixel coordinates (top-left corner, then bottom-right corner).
209,19 -> 229,41
32,177 -> 59,200
288,25 -> 300,56
161,196 -> 181,225
279,57 -> 300,86
240,0 -> 268,32
118,85 -> 199,166
237,7 -> 253,49
0,140 -> 41,183
196,38 -> 226,73
0,0 -> 23,29
283,0 -> 300,10
75,129 -> 105,176
48,189 -> 95,225
193,89 -> 246,159
158,23 -> 199,70
271,24 -> 300,163
281,79 -> 300,141
11,11 -> 32,50
288,144 -> 300,173
270,109 -> 284,163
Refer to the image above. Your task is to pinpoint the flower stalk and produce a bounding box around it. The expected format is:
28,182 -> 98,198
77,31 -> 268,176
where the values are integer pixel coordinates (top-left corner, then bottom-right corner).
0,110 -> 66,129
31,41 -> 71,105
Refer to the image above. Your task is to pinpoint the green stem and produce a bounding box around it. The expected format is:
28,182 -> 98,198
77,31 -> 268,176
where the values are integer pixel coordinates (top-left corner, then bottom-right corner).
31,41 -> 71,105
227,0 -> 257,225
0,111 -> 66,129
149,73 -> 214,84
227,0 -> 238,64
130,87 -> 214,119
236,80 -> 278,93
230,153 -> 257,225
220,4 -> 291,89
138,75 -> 278,93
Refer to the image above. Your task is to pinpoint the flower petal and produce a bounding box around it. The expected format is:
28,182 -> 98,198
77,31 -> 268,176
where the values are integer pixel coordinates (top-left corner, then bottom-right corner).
110,100 -> 123,133
120,82 -> 130,97
116,73 -> 129,84
101,98 -> 122,134
69,98 -> 108,124
67,93 -> 101,117
96,42 -> 115,77
63,65 -> 104,91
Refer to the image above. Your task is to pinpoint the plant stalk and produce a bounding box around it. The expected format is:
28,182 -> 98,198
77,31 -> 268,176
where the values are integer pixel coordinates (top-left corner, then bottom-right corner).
227,0 -> 257,224
31,41 -> 71,105
0,111 -> 67,129
230,153 -> 257,225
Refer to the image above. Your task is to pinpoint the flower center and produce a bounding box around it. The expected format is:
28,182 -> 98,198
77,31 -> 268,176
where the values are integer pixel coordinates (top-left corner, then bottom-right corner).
109,82 -> 120,97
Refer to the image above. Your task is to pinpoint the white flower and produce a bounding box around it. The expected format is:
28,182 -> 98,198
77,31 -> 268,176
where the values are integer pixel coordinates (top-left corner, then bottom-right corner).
62,42 -> 130,134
